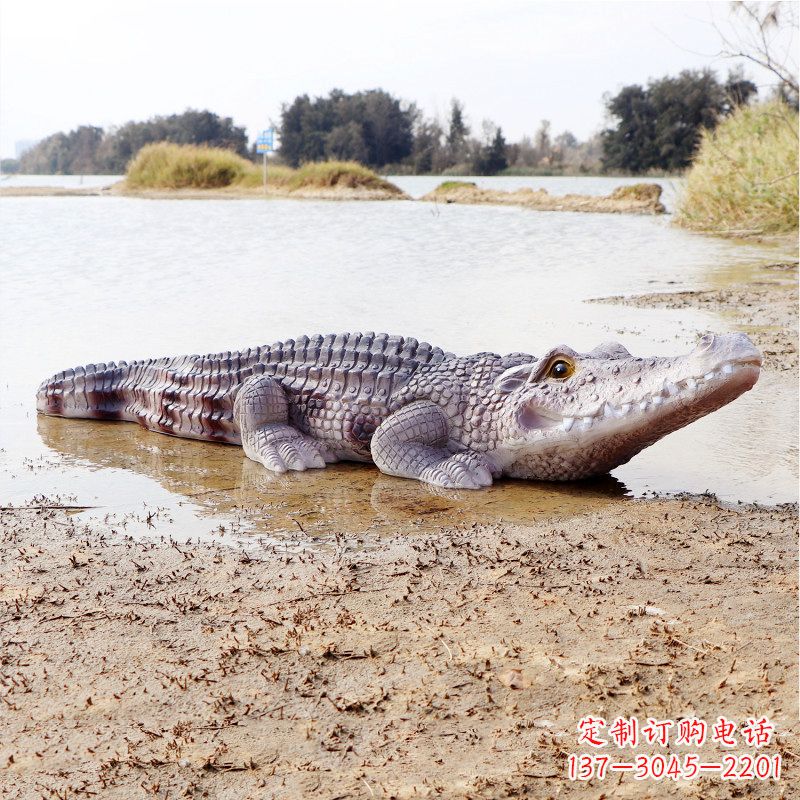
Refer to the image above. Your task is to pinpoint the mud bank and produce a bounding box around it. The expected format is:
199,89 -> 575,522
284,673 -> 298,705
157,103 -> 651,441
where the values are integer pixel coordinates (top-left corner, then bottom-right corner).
1,497 -> 797,800
421,181 -> 666,215
0,183 -> 408,202
590,261 -> 798,372
112,181 -> 409,202
1,181 -> 667,210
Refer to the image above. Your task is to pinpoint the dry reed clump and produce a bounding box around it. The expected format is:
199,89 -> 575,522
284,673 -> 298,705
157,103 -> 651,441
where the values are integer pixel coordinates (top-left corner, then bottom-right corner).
610,183 -> 663,202
287,161 -> 403,193
675,101 -> 799,235
126,144 -> 402,196
126,143 -> 251,189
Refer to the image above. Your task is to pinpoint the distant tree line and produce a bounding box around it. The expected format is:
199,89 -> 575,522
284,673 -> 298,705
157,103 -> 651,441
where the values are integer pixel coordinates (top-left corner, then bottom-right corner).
279,90 -> 602,175
12,110 -> 247,175
5,67 -> 778,177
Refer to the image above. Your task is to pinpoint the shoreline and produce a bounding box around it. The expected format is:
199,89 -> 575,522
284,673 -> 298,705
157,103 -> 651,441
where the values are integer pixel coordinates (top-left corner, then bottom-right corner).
589,259 -> 799,373
0,179 -> 669,215
0,182 -> 410,202
1,226 -> 797,798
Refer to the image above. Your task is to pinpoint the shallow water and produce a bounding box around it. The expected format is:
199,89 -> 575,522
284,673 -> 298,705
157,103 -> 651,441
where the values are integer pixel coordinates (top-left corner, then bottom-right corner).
0,184 -> 796,541
0,174 -> 123,189
389,174 -> 683,212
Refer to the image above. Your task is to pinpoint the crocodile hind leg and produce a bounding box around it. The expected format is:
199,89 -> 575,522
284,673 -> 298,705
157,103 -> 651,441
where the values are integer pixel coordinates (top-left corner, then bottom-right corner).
234,375 -> 333,473
371,400 -> 497,489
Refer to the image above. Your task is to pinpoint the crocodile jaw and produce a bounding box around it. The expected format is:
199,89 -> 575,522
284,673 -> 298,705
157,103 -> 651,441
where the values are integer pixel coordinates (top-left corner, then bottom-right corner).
501,333 -> 762,481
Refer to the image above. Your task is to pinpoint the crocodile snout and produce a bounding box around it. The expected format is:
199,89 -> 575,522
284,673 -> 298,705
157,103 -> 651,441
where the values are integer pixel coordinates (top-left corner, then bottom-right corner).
693,332 -> 762,368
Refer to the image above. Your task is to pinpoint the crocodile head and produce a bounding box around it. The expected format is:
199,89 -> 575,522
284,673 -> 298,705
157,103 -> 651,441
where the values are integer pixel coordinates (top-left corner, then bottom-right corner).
493,333 -> 762,480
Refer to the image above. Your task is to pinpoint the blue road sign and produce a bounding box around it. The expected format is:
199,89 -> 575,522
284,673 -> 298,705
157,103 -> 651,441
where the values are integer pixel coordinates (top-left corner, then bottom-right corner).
256,128 -> 275,152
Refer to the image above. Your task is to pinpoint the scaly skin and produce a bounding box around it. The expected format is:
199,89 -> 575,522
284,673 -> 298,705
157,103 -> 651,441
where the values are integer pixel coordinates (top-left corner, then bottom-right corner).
36,331 -> 762,489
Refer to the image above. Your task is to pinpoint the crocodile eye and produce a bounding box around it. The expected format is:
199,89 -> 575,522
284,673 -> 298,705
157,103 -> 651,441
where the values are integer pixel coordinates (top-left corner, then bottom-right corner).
547,359 -> 574,380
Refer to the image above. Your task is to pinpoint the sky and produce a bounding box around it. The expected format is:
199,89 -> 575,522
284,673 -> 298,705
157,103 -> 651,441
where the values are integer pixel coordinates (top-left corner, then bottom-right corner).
0,0 -> 796,158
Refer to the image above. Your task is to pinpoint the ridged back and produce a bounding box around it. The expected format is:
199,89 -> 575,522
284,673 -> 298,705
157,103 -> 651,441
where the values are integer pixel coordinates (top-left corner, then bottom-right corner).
37,333 -> 453,443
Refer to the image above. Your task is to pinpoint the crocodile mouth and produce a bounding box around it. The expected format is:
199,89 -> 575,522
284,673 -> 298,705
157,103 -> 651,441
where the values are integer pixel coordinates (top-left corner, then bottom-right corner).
518,357 -> 761,437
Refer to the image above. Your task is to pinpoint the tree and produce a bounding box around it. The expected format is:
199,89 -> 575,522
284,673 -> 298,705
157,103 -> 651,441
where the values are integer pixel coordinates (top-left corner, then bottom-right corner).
18,110 -> 248,174
96,110 -> 247,172
446,99 -> 470,165
601,69 -> 757,173
601,84 -> 659,172
716,2 -> 798,105
325,121 -> 368,163
410,118 -> 446,173
471,123 -> 507,175
648,70 -> 727,170
19,126 -> 103,174
724,66 -> 759,109
279,89 -> 415,168
534,120 -> 552,163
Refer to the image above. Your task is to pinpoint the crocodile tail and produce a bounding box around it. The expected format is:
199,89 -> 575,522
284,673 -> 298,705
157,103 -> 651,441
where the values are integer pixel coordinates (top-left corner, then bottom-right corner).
36,362 -> 134,420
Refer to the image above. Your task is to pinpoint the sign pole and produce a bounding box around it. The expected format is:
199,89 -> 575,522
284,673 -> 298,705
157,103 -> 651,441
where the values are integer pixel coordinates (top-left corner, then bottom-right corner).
257,128 -> 274,197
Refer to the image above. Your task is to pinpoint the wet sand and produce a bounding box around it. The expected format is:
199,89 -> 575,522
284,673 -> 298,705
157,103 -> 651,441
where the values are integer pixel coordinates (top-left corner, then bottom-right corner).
590,261 -> 798,373
1,259 -> 798,798
2,497 -> 797,799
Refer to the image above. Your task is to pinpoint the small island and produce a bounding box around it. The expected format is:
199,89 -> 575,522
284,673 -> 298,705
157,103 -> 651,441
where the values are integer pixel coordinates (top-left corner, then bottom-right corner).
118,143 -> 408,201
422,180 -> 666,215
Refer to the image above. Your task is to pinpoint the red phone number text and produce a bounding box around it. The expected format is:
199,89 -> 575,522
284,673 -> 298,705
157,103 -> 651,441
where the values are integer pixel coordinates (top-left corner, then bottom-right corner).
567,753 -> 781,781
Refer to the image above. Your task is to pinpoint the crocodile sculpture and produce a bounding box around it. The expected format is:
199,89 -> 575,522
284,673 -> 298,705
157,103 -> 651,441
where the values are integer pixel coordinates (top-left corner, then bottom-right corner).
36,332 -> 761,489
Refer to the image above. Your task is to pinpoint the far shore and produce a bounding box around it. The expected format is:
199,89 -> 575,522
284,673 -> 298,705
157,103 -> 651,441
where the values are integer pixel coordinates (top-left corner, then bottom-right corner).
0,178 -> 669,215
0,181 -> 409,202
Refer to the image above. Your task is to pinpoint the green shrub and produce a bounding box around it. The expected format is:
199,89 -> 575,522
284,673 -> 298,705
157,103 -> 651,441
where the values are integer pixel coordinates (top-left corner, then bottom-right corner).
675,101 -> 799,234
436,180 -> 478,191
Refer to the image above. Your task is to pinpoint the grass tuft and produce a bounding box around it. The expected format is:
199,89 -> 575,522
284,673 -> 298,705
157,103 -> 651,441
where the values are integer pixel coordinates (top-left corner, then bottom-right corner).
675,101 -> 799,234
434,181 -> 478,192
127,144 -> 402,196
610,183 -> 663,202
126,143 -> 251,189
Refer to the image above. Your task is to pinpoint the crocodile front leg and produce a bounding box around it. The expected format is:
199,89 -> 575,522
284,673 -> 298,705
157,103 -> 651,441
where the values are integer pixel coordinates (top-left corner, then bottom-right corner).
371,400 -> 496,489
234,375 -> 334,473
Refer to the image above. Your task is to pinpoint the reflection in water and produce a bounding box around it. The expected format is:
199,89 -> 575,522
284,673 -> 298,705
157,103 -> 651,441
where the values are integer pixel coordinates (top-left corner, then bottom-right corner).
36,414 -> 629,540
1,189 -> 796,541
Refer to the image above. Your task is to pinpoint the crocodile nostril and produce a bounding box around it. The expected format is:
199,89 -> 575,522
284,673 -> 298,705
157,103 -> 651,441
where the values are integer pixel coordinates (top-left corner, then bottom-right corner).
697,333 -> 715,352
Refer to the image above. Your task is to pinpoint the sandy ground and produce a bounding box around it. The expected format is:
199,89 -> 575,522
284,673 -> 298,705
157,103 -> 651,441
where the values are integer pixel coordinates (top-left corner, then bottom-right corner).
1,497 -> 797,800
1,258 -> 798,799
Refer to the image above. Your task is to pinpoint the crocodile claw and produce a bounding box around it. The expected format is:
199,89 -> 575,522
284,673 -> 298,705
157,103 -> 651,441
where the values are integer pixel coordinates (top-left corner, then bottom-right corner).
419,452 -> 495,490
247,429 -> 332,473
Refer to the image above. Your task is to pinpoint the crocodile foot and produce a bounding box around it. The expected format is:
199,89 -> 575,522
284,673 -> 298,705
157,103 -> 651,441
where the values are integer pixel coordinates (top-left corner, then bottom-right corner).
371,400 -> 497,490
243,424 -> 335,473
419,452 -> 495,489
